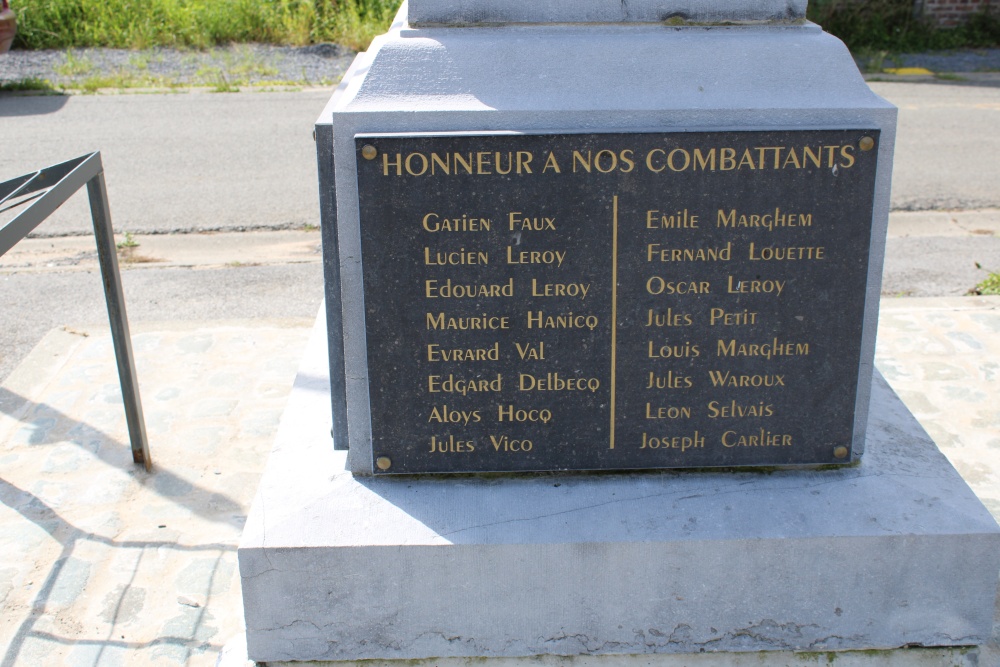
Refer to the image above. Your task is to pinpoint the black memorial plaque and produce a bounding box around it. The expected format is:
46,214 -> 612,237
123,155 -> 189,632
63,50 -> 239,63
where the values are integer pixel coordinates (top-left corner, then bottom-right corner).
355,130 -> 879,474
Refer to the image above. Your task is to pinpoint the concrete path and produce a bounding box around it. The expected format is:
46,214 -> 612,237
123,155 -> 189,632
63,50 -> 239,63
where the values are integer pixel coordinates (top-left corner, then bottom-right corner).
0,297 -> 998,665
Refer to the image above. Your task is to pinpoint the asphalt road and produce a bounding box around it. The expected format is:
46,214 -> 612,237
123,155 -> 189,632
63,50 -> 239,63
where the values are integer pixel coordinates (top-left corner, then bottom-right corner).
1,80 -> 999,382
0,89 -> 332,235
1,82 -> 999,234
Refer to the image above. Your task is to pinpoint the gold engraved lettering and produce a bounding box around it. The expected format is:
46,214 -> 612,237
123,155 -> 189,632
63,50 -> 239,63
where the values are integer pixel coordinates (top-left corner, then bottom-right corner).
422,213 -> 492,232
709,308 -> 758,326
721,430 -> 793,447
640,431 -> 705,451
514,341 -> 545,360
726,276 -> 785,296
667,148 -> 690,171
803,146 -> 822,168
840,144 -> 856,168
428,404 -> 482,425
405,153 -> 429,176
427,342 -> 499,362
543,152 -> 562,173
382,152 -> 402,176
707,400 -> 775,418
639,146 -> 856,174
647,341 -> 701,358
498,405 -> 553,423
571,150 -> 633,173
506,247 -> 566,267
517,151 -> 533,174
424,247 -> 488,265
717,338 -> 809,359
519,373 -> 600,392
717,208 -> 813,230
748,242 -> 825,261
489,434 -> 534,452
645,403 -> 692,419
646,209 -> 699,229
707,371 -> 786,388
646,277 -> 710,295
720,148 -> 737,170
527,311 -> 599,330
428,374 -> 503,395
426,312 -> 509,331
646,242 -> 731,262
509,212 -> 556,231
645,309 -> 693,327
476,151 -> 492,175
531,279 -> 590,300
428,435 -> 475,453
646,371 -> 693,389
426,278 -> 514,298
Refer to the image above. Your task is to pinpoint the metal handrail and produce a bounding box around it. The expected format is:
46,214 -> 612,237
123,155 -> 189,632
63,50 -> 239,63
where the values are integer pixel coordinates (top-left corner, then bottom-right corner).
0,153 -> 151,470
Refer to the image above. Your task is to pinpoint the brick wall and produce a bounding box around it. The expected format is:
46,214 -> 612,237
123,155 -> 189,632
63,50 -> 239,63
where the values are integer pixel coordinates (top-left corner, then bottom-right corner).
917,0 -> 994,27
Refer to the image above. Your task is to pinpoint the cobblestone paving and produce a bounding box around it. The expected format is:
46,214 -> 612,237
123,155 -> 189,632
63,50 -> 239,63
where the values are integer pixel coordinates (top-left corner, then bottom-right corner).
875,296 -> 1000,521
0,297 -> 997,665
0,320 -> 311,666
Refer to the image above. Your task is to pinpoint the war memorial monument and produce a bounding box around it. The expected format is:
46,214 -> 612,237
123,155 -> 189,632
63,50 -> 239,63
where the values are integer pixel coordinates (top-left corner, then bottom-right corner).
237,0 -> 1000,664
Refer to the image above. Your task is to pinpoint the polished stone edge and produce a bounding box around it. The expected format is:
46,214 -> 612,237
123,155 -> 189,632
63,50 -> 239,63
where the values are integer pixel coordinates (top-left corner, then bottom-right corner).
238,309 -> 1000,664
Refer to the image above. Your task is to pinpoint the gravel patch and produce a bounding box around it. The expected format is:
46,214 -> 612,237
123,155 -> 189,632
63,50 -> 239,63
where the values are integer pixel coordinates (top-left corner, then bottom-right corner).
0,43 -> 357,88
2,43 -> 998,91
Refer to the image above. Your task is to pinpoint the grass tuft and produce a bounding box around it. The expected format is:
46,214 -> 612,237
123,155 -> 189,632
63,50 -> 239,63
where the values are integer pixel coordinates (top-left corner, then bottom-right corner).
969,270 -> 1000,296
0,77 -> 59,92
809,0 -> 1000,51
13,0 -> 401,51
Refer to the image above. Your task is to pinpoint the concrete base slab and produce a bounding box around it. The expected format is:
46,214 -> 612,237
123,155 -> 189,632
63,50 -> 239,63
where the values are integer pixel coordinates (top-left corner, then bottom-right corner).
238,309 -> 1000,664
217,635 -> 980,667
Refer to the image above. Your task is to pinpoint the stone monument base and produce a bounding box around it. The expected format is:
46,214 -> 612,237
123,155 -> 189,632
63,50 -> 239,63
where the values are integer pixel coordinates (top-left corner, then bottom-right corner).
238,308 -> 1000,664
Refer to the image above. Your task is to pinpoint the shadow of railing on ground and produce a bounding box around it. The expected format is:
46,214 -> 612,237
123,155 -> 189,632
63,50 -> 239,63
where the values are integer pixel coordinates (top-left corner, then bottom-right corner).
0,385 -> 249,664
0,477 -> 235,666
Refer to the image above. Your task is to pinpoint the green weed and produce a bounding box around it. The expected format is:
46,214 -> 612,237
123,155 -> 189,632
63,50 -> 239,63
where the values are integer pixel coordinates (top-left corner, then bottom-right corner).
809,0 -> 1000,51
116,231 -> 139,250
969,267 -> 1000,295
13,0 -> 402,51
54,51 -> 95,76
0,78 -> 59,92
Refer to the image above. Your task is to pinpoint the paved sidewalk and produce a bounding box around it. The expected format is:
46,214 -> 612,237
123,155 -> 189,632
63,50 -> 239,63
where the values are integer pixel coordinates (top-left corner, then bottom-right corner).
0,297 -> 998,665
0,319 -> 312,666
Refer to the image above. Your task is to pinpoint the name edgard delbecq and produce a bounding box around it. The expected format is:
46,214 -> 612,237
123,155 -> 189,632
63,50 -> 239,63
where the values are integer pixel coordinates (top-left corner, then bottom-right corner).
374,141 -> 863,177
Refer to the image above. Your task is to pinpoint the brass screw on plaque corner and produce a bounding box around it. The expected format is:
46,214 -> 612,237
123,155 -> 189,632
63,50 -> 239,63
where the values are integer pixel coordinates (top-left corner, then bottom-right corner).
362,145 -> 378,160
859,136 -> 875,152
376,456 -> 392,470
833,446 -> 849,459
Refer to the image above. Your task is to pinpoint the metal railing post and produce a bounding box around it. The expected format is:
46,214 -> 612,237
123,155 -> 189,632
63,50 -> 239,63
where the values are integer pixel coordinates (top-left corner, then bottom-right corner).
1,152 -> 151,470
86,165 -> 151,470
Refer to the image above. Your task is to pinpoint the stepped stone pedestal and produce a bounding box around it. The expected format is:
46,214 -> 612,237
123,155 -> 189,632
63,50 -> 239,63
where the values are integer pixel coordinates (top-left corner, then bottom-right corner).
238,310 -> 1000,664
239,0 -> 1000,664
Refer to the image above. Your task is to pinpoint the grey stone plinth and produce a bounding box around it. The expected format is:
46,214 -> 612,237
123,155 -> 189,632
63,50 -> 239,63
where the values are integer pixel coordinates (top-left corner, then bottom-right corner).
407,0 -> 808,26
317,18 -> 897,474
238,307 -> 1000,664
